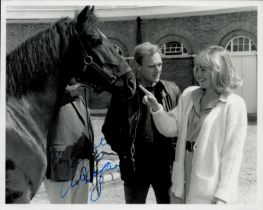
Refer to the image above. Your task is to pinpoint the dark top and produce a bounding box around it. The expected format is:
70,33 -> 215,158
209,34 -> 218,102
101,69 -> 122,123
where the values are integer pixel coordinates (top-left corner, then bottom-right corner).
102,80 -> 181,186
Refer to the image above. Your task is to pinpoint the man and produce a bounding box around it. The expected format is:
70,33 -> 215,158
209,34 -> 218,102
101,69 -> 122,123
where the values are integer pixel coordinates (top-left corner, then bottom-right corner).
102,42 -> 181,203
45,78 -> 94,203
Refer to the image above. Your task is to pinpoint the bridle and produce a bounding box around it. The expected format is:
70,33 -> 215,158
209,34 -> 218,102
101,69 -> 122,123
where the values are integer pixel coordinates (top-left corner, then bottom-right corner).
74,29 -> 131,85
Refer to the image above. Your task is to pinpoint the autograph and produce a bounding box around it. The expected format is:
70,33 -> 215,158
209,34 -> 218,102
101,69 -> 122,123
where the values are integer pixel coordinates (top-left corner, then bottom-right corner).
59,137 -> 120,202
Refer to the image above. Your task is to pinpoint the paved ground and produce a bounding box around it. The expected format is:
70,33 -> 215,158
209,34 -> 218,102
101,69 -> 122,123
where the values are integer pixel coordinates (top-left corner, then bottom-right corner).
31,116 -> 257,204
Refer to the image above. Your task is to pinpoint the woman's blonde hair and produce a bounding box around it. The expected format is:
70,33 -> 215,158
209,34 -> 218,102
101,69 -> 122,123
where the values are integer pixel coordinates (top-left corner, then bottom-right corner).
193,46 -> 243,94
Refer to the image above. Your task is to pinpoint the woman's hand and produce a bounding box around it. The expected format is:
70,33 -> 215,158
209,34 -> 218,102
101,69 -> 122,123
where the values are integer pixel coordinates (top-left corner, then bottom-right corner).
139,85 -> 161,112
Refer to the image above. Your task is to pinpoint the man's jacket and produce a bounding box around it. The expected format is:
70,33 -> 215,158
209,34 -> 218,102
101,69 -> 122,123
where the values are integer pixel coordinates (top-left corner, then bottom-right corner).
46,84 -> 94,182
102,80 -> 181,181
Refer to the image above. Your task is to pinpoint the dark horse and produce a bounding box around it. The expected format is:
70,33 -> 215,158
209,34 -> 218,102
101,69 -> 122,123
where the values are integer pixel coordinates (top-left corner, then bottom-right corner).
6,6 -> 136,203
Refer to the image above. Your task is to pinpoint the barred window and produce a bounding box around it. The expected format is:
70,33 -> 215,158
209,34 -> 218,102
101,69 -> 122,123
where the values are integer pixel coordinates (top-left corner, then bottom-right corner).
113,44 -> 124,56
161,41 -> 188,56
225,36 -> 256,52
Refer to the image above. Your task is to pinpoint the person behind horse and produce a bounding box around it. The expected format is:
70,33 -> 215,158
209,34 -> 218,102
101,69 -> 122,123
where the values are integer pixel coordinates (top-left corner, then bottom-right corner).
5,6 -> 136,203
140,46 -> 247,204
44,77 -> 94,203
102,42 -> 181,203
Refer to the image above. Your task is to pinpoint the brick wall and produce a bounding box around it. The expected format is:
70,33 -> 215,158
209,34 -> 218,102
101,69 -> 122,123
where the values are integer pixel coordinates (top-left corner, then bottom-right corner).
143,11 -> 257,52
161,57 -> 194,91
88,90 -> 112,109
97,20 -> 137,56
6,11 -> 257,108
6,23 -> 51,54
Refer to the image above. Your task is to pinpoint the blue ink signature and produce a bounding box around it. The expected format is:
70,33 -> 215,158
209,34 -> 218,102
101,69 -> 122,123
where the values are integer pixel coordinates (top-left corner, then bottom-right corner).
59,137 -> 119,202
93,137 -> 108,161
90,160 -> 119,202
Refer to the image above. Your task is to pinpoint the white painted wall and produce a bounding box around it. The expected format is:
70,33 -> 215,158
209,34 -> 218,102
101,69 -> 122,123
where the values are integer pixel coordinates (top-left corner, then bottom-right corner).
231,52 -> 257,114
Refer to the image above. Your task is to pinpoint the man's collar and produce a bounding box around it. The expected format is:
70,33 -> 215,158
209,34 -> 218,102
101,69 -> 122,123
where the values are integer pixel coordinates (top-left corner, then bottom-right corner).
137,78 -> 164,89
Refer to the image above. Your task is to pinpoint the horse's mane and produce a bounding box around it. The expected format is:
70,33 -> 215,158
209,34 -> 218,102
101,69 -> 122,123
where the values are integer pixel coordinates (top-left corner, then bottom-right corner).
6,17 -> 74,98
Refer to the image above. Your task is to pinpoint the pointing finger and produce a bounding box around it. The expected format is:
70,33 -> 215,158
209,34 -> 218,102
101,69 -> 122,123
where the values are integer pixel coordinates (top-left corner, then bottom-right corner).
142,95 -> 148,105
138,85 -> 152,96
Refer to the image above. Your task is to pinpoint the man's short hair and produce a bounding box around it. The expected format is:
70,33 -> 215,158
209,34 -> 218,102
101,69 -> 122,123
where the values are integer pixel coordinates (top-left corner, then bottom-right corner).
133,42 -> 161,65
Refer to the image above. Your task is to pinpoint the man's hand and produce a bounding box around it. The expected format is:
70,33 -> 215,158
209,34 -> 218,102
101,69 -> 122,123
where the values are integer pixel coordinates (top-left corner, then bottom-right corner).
138,85 -> 161,112
169,190 -> 184,204
211,197 -> 227,204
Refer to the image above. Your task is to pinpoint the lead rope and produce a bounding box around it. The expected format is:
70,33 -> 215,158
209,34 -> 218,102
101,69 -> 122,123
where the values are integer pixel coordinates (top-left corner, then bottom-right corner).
83,88 -> 93,181
82,88 -> 100,197
94,153 -> 99,196
93,151 -> 118,198
130,93 -> 141,172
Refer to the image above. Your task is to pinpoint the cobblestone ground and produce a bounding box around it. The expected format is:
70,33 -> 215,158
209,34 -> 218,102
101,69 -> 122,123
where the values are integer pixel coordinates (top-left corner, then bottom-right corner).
31,116 -> 257,204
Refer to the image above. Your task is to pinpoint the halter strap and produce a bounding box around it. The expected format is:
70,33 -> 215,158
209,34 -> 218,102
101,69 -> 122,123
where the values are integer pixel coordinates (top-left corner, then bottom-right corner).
74,29 -> 117,84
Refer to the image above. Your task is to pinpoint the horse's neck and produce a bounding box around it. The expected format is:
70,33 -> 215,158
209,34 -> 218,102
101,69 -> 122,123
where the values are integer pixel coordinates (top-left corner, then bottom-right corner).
7,78 -> 62,146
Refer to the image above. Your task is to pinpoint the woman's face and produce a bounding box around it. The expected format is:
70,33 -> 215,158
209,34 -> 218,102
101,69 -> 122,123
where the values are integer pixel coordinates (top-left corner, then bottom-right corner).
194,66 -> 212,89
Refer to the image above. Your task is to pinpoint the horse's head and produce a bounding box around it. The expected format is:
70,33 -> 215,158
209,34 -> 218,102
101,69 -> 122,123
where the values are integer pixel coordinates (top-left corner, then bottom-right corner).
71,6 -> 136,99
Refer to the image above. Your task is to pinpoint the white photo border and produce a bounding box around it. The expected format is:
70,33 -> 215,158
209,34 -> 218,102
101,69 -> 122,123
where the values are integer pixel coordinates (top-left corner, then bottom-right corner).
1,1 -> 263,210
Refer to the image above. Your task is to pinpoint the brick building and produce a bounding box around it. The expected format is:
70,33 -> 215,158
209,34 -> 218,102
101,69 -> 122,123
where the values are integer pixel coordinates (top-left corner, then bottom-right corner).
5,6 -> 257,113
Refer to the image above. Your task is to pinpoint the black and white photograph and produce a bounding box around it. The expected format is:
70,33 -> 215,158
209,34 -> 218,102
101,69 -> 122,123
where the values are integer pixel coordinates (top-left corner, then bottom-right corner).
1,0 -> 262,209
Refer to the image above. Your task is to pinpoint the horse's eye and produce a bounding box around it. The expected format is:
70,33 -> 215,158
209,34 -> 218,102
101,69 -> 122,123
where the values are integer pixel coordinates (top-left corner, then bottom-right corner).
94,39 -> 102,46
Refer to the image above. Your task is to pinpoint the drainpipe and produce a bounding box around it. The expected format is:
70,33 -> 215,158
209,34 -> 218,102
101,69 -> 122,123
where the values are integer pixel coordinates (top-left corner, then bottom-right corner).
136,16 -> 142,45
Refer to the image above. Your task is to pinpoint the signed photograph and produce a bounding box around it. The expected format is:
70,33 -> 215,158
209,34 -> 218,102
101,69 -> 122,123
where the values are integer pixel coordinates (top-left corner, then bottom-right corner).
1,0 -> 262,209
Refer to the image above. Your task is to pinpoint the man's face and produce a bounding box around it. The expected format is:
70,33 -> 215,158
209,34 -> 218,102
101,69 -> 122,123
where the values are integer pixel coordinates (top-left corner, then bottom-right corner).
137,52 -> 162,86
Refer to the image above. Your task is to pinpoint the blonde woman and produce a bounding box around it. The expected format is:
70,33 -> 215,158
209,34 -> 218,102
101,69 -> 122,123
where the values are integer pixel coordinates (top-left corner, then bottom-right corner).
140,46 -> 247,204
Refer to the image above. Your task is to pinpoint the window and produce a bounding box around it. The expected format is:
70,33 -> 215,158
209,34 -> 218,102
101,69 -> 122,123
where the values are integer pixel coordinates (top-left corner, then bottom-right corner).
112,44 -> 124,56
161,41 -> 188,56
225,36 -> 256,52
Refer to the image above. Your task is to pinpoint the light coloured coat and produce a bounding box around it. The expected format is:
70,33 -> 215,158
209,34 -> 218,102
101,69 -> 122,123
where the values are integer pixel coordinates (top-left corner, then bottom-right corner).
151,86 -> 247,203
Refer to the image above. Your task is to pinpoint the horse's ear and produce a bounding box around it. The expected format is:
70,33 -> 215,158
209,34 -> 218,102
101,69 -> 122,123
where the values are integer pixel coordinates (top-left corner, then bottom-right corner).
91,6 -> 95,14
77,6 -> 90,24
76,5 -> 96,31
